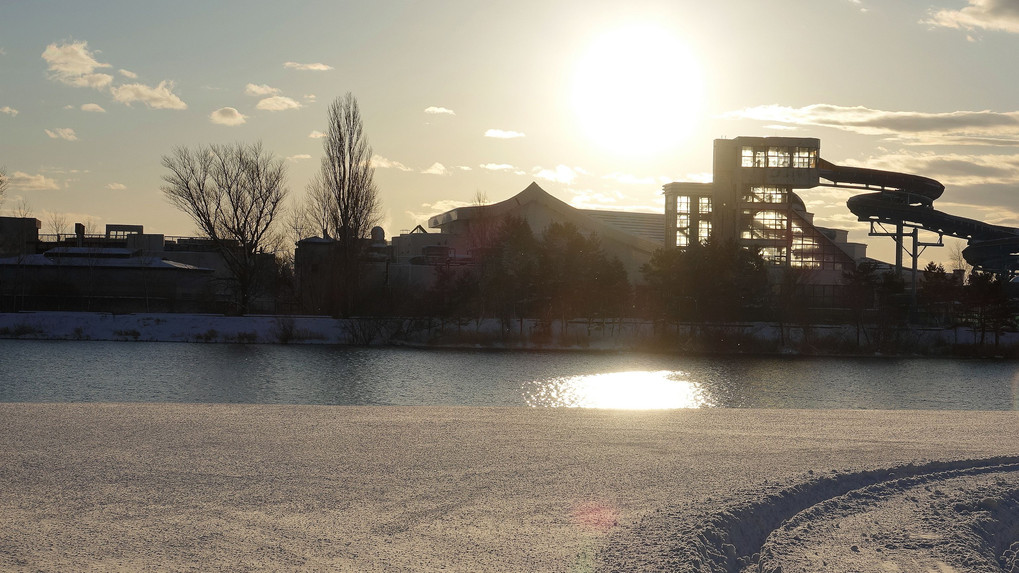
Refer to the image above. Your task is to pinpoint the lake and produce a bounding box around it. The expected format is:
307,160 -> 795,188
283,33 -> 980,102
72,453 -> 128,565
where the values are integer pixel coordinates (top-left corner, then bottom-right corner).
2,339 -> 1019,409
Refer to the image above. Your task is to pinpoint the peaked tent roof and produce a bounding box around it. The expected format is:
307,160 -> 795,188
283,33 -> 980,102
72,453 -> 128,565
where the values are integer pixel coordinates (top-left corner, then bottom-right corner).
427,182 -> 662,254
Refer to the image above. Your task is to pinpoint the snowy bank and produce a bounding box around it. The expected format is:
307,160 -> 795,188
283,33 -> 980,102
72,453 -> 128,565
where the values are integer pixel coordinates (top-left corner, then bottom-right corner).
3,311 -> 1019,355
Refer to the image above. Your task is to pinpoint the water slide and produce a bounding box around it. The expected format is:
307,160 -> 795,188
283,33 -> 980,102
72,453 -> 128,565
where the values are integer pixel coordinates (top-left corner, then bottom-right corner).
816,159 -> 1019,273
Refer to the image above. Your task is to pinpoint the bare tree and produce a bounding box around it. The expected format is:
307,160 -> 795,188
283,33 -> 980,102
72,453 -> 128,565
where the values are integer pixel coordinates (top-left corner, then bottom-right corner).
0,166 -> 8,211
13,198 -> 32,219
161,141 -> 288,313
948,240 -> 970,274
314,92 -> 382,314
47,212 -> 69,240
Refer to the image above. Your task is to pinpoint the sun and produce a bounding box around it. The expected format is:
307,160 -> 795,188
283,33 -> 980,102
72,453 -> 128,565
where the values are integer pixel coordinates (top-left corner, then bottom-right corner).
572,24 -> 704,157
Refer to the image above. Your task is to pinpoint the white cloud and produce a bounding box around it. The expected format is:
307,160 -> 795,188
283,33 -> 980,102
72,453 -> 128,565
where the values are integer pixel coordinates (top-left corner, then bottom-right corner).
422,162 -> 449,176
81,103 -> 105,113
484,129 -> 525,139
106,183 -> 126,190
256,96 -> 302,111
406,200 -> 472,224
209,107 -> 247,126
0,48 -> 6,56
283,61 -> 333,71
457,166 -> 472,171
425,106 -> 455,115
9,171 -> 60,190
724,104 -> 1019,145
41,40 -> 113,89
286,154 -> 312,162
111,81 -> 187,110
371,154 -> 413,171
925,0 -> 1019,34
309,130 -> 326,138
533,165 -> 579,184
841,150 -> 1019,187
304,94 -> 317,102
0,106 -> 17,117
245,83 -> 280,97
45,128 -> 78,141
480,163 -> 516,171
119,69 -> 137,79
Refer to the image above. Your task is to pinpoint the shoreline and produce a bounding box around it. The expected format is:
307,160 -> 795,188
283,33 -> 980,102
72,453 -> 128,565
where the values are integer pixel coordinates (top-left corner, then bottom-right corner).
2,310 -> 1018,358
2,404 -> 1018,571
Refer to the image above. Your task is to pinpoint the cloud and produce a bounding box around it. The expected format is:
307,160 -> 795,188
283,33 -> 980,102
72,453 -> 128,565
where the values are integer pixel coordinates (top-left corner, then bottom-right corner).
245,83 -> 280,97
284,61 -> 333,71
209,107 -> 247,125
406,199 -> 472,224
0,48 -> 6,56
80,103 -> 105,113
111,81 -> 187,109
925,0 -> 1019,34
119,69 -> 137,78
309,130 -> 326,138
41,40 -> 113,89
371,154 -> 413,171
480,163 -> 516,171
422,162 -> 449,176
485,129 -> 525,139
256,96 -> 302,111
424,106 -> 455,115
533,165 -> 579,184
304,94 -> 317,102
45,128 -> 78,141
841,150 -> 1019,187
106,183 -> 126,190
0,106 -> 17,117
724,104 -> 1019,145
9,171 -> 60,190
286,154 -> 312,162
457,166 -> 472,171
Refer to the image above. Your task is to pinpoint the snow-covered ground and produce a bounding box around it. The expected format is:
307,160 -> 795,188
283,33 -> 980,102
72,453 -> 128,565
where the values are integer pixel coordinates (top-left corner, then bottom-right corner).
2,406 -> 1018,571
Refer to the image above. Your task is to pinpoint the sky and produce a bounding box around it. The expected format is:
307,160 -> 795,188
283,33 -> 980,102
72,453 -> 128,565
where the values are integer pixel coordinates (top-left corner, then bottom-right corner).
3,0 -> 1019,267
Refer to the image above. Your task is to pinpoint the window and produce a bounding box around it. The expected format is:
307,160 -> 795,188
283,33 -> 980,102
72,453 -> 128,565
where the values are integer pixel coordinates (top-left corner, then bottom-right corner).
741,147 -> 755,167
676,196 -> 690,214
698,220 -> 712,243
767,147 -> 791,168
676,230 -> 689,247
744,186 -> 788,204
793,147 -> 817,169
699,196 -> 712,214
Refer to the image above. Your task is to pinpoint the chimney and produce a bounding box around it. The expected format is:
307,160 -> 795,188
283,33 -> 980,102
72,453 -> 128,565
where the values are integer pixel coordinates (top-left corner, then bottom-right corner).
75,222 -> 85,247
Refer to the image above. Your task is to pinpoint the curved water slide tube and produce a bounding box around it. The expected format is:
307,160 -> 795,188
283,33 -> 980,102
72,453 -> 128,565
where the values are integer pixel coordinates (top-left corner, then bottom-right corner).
817,159 -> 1019,272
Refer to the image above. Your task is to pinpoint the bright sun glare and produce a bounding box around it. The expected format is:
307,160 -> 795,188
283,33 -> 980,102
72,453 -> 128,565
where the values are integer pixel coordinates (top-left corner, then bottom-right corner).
523,371 -> 711,410
572,24 -> 704,157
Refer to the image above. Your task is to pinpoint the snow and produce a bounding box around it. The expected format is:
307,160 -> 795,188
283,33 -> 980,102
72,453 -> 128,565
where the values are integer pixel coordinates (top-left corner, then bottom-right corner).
2,407 -> 1019,571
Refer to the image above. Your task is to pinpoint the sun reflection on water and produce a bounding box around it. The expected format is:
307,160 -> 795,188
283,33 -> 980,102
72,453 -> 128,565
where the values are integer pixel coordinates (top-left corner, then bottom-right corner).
523,370 -> 712,409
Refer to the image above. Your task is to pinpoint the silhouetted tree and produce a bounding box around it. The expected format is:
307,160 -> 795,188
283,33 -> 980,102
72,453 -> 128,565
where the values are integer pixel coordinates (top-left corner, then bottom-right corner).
965,270 -> 1012,346
0,166 -> 7,210
919,262 -> 961,326
161,141 -> 288,313
538,222 -> 629,324
842,261 -> 879,346
642,240 -> 767,324
308,93 -> 382,315
479,217 -> 539,330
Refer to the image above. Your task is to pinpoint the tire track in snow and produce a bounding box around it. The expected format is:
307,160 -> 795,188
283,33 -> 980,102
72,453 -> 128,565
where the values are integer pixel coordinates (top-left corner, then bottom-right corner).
598,456 -> 1019,572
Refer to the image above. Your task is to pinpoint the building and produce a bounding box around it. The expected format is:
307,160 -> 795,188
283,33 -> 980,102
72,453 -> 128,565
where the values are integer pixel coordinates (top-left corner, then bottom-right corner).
0,219 -> 275,313
664,137 -> 868,306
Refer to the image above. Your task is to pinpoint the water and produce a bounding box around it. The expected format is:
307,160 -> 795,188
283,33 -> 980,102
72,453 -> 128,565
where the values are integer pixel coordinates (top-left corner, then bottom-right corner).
2,339 -> 1019,409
